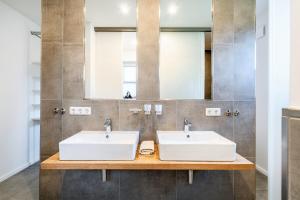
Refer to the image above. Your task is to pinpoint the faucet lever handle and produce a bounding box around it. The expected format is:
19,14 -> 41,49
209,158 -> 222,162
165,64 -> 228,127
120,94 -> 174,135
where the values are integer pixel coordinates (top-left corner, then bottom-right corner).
104,118 -> 112,127
184,118 -> 192,125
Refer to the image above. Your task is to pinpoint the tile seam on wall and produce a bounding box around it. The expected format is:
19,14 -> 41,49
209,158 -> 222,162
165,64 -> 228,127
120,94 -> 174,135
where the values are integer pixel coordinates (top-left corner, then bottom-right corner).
118,100 -> 121,131
59,0 -> 64,148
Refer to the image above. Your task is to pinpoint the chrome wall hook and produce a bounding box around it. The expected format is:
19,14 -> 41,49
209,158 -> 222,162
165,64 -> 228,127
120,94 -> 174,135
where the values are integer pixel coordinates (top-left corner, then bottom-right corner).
233,110 -> 240,117
224,110 -> 232,117
53,108 -> 60,114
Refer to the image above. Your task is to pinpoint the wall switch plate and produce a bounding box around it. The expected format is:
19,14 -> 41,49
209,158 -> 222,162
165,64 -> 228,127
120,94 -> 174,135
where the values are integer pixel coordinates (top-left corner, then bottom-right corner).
256,25 -> 266,39
206,108 -> 221,117
69,107 -> 91,116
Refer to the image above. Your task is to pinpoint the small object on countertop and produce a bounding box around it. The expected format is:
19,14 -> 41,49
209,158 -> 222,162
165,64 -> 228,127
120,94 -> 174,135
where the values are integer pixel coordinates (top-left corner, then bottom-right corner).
139,141 -> 155,155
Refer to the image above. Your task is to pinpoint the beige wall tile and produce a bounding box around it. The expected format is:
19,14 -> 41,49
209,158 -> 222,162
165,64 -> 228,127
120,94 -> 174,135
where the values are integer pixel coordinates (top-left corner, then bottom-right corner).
40,100 -> 62,157
41,0 -> 63,42
234,0 -> 255,43
137,0 -> 160,100
62,45 -> 84,99
63,0 -> 85,45
176,100 -> 234,140
234,42 -> 255,100
62,100 -> 119,139
41,42 -> 62,100
154,101 -> 177,131
119,100 -> 177,141
234,101 -> 256,157
213,0 -> 234,44
213,44 -> 235,100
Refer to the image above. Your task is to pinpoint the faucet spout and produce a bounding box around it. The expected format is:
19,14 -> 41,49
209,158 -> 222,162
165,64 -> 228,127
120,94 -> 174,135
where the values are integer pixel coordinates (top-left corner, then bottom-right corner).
183,118 -> 192,134
104,118 -> 112,138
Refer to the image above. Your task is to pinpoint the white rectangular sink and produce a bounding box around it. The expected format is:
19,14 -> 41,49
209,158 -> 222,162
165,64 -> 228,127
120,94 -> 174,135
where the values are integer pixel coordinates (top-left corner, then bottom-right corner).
157,131 -> 236,161
59,131 -> 139,161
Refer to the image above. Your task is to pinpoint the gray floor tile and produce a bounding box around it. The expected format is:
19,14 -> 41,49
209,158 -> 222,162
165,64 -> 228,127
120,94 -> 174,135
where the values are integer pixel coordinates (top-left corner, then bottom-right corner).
256,171 -> 268,200
0,163 -> 39,200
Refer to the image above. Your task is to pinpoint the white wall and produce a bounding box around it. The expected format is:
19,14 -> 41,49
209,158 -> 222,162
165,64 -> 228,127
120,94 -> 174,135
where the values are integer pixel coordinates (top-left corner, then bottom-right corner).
28,34 -> 41,165
160,32 -> 205,99
256,0 -> 269,175
289,0 -> 300,108
0,1 -> 39,182
94,32 -> 123,99
268,0 -> 290,199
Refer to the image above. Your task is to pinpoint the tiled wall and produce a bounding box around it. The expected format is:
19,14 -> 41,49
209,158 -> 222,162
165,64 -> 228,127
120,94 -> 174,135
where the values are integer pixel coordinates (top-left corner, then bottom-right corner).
40,0 -> 256,199
282,109 -> 300,200
213,0 -> 255,101
136,0 -> 160,100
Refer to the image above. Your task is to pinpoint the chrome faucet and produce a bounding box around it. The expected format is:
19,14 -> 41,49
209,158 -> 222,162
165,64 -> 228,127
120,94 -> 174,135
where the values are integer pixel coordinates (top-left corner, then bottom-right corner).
104,118 -> 112,138
184,118 -> 192,136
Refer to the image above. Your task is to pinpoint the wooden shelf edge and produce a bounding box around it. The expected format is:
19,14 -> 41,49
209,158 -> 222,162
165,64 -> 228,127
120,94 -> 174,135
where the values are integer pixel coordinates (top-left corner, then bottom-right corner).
41,153 -> 255,171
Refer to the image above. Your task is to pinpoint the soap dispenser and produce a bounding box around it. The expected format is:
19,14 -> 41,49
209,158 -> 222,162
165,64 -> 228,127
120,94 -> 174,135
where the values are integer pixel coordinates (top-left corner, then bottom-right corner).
144,104 -> 151,115
155,104 -> 163,115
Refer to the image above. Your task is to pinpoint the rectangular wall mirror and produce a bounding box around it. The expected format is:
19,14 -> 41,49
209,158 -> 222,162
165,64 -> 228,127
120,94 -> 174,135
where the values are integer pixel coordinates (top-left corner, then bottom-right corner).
85,0 -> 137,100
159,0 -> 212,100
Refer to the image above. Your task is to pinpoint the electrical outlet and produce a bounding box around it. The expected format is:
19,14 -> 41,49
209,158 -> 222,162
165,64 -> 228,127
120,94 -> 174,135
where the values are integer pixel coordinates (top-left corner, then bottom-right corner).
69,107 -> 91,115
205,108 -> 221,117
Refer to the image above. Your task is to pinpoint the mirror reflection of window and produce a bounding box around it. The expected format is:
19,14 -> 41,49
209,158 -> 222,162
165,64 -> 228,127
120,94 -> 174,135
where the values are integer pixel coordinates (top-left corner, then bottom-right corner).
122,33 -> 137,99
85,0 -> 137,99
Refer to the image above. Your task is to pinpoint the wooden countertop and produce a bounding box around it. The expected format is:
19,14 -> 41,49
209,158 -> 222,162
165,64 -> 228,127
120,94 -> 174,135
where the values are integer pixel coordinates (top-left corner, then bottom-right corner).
41,145 -> 254,171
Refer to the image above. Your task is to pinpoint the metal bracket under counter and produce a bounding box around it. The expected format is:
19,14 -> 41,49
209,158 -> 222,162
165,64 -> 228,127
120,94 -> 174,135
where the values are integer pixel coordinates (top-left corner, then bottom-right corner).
101,169 -> 194,184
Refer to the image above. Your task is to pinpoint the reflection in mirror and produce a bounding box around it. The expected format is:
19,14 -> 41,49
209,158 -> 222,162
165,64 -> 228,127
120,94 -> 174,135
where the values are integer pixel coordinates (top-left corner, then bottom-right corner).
85,0 -> 137,99
159,0 -> 212,100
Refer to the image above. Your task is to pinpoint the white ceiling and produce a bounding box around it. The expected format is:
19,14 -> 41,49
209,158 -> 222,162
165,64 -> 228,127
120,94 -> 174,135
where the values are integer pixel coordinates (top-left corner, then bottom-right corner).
160,0 -> 212,27
86,0 -> 212,27
0,0 -> 212,28
0,0 -> 41,25
86,0 -> 137,27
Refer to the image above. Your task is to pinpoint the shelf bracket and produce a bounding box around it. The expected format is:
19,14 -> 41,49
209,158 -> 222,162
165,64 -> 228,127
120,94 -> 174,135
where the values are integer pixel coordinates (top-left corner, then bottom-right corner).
188,170 -> 193,184
102,170 -> 107,182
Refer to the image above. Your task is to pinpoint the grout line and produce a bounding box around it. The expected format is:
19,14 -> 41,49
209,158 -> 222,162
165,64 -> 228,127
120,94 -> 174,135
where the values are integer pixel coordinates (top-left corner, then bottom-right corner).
232,101 -> 235,142
175,101 -> 178,130
118,171 -> 121,200
118,100 -> 121,131
60,0 -> 65,142
175,171 -> 178,200
232,170 -> 235,199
